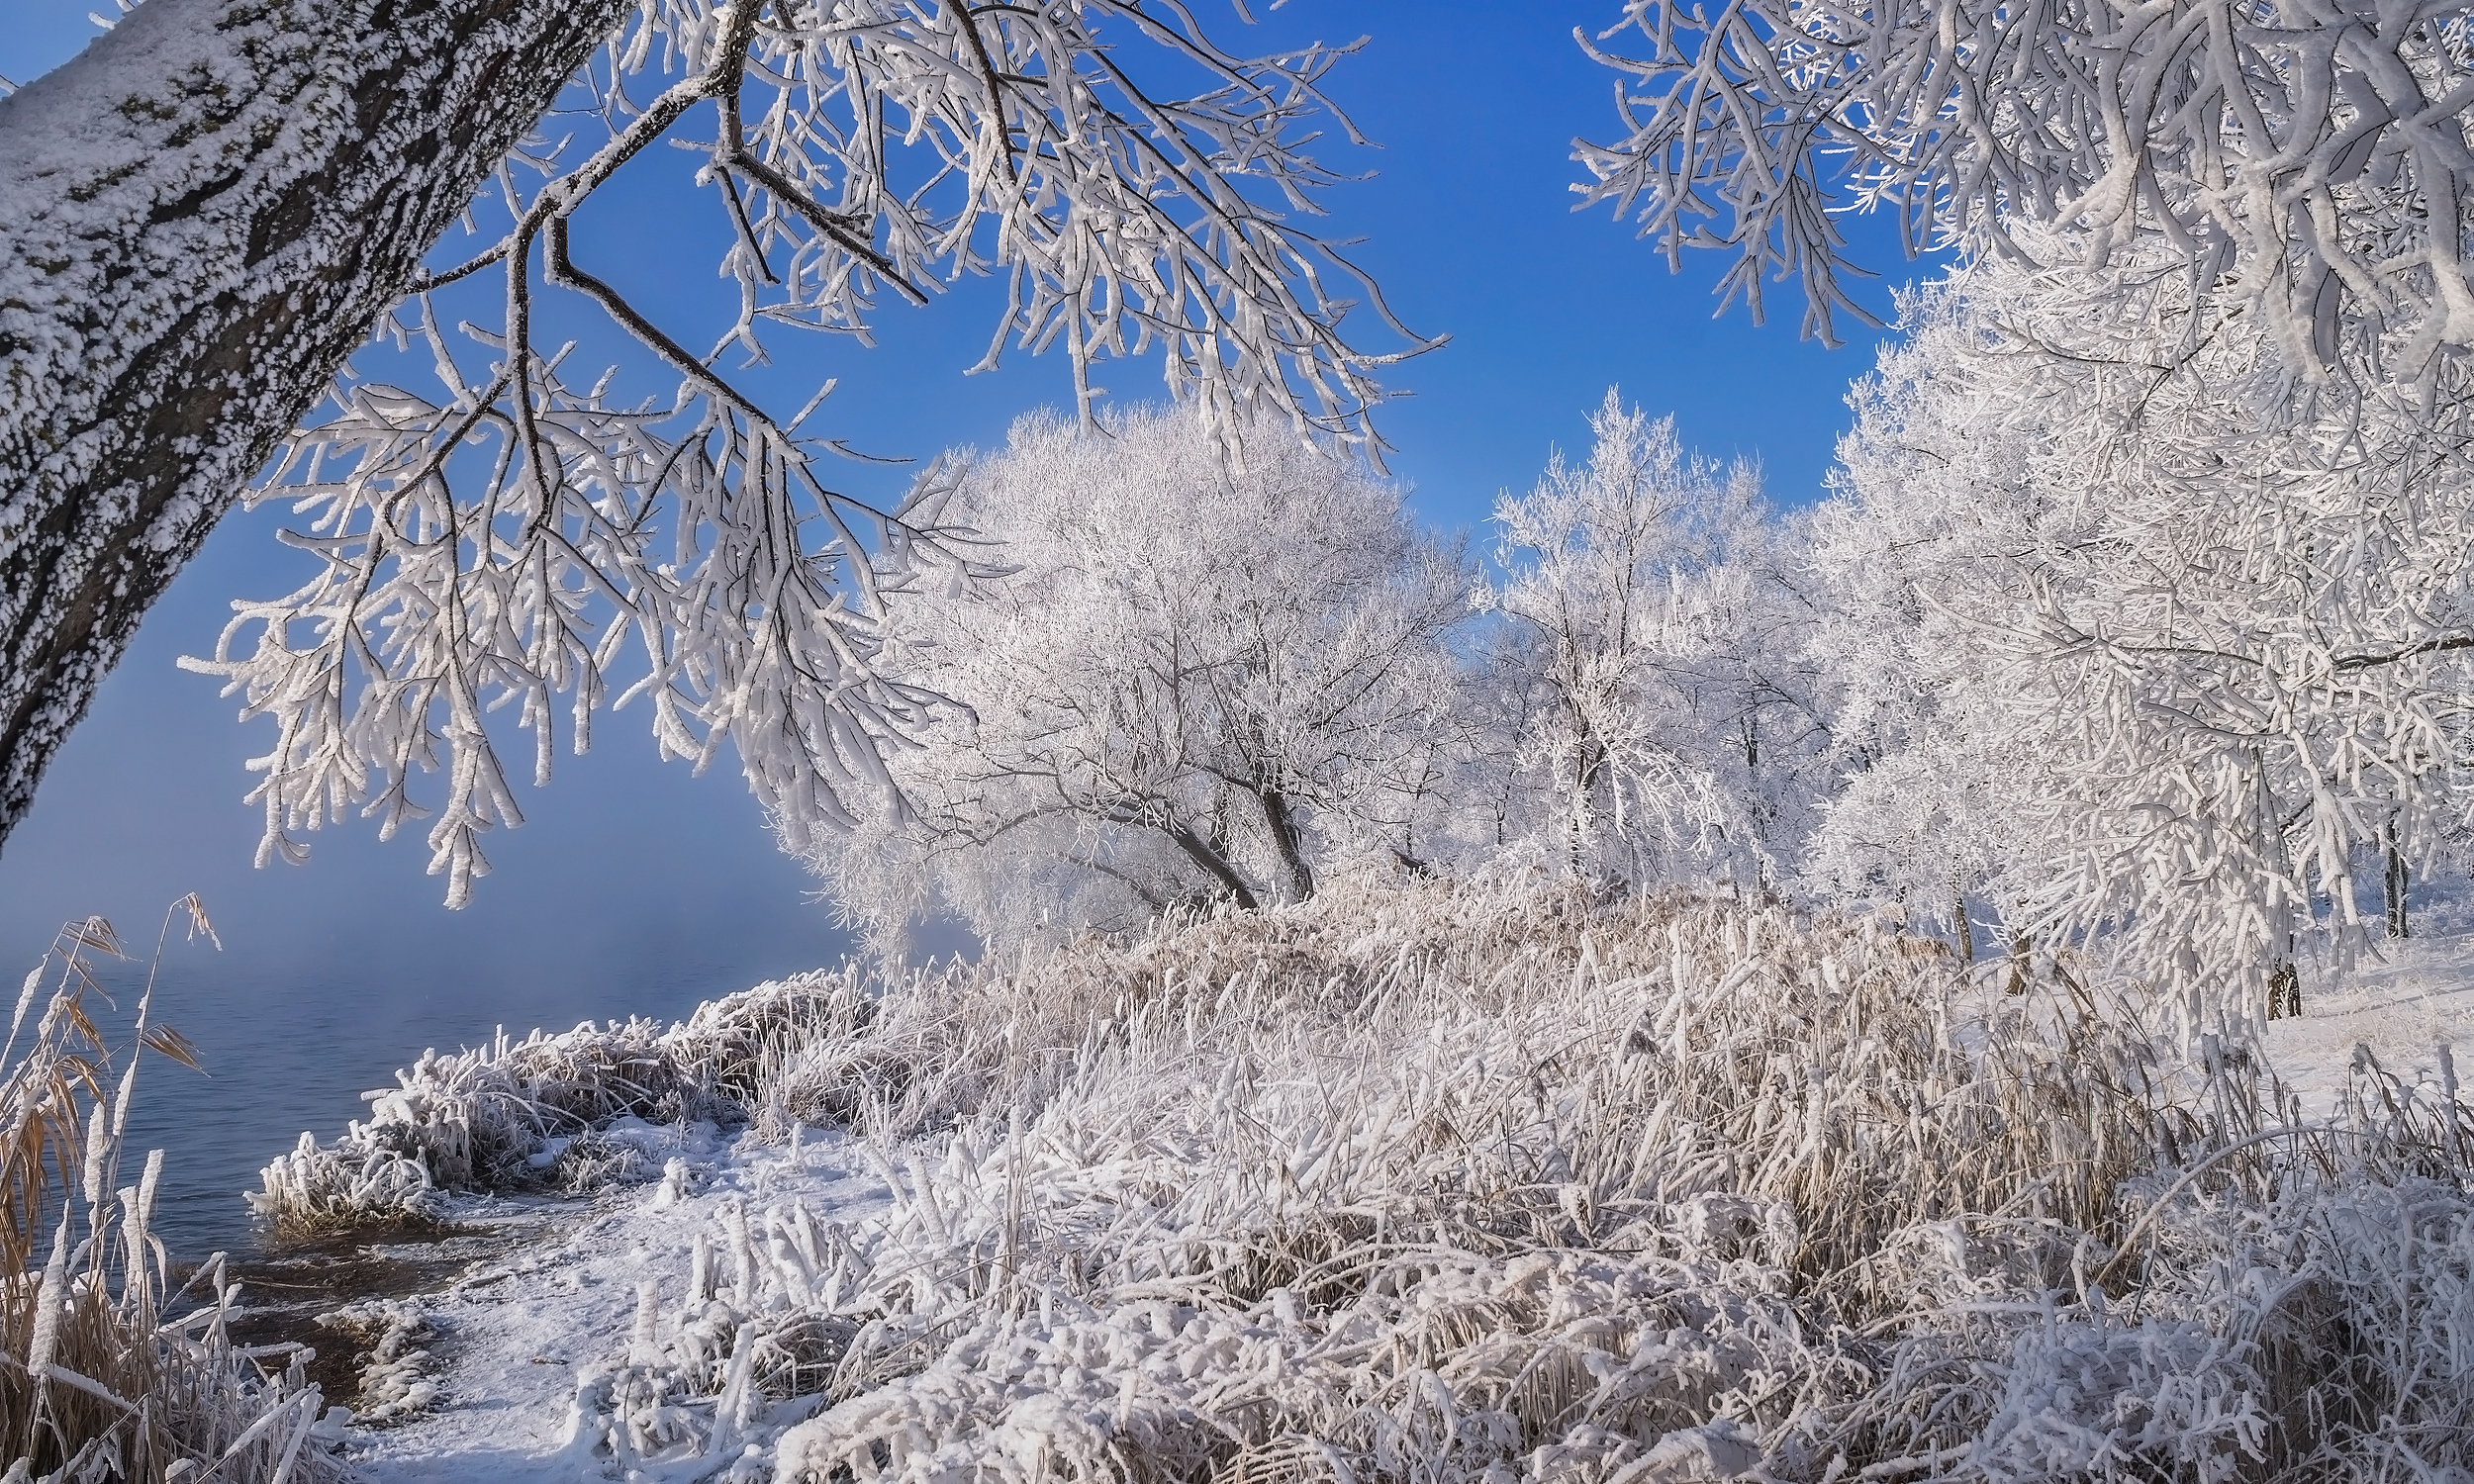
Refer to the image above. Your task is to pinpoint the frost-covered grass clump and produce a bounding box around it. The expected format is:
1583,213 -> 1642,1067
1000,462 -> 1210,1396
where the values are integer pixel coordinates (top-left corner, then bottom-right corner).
251,976 -> 873,1230
272,876 -> 2474,1480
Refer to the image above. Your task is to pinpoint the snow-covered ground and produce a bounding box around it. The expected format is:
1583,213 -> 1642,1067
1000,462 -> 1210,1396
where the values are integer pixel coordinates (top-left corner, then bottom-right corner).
333,1122 -> 892,1482
2265,929 -> 2474,1113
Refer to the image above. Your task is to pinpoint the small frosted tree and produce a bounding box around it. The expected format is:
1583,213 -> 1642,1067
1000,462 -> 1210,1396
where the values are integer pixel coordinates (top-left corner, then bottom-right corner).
1655,508 -> 1839,886
811,406 -> 1470,952
1481,390 -> 1768,884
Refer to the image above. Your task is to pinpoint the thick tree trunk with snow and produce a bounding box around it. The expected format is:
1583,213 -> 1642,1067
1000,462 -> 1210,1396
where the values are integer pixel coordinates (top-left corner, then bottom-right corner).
0,0 -> 622,850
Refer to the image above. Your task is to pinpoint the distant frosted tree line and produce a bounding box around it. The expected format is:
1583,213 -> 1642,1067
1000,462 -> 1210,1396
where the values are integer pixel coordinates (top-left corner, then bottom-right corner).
13,0 -> 2474,1029
810,342 -> 2474,1038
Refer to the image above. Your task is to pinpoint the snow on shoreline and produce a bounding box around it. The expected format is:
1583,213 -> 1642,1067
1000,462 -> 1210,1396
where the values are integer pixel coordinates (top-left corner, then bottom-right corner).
335,1123 -> 892,1481
260,889 -> 2474,1481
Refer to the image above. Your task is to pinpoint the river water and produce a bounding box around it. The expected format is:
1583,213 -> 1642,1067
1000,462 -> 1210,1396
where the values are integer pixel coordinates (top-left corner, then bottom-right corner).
76,929 -> 836,1259
0,515 -> 889,1261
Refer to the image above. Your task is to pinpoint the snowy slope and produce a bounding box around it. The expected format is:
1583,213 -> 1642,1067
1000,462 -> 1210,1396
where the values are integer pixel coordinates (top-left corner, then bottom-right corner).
278,890 -> 2474,1482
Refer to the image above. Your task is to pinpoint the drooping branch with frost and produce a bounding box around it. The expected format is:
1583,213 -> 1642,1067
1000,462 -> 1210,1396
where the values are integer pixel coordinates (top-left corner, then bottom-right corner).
1574,0 -> 2474,367
185,312 -> 1001,904
152,0 -> 1431,903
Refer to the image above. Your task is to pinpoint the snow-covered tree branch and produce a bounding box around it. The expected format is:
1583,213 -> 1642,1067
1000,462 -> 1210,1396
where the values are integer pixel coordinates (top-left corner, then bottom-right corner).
1575,0 -> 2474,369
2,0 -> 1429,898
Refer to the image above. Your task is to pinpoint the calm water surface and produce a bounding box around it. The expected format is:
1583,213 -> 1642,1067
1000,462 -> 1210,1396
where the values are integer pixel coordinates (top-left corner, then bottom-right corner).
33,895 -> 857,1259
0,513 -> 875,1261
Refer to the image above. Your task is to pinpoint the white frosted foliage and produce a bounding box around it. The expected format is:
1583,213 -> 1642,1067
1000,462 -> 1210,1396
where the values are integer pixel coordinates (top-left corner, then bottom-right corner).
1805,232 -> 2474,1022
809,404 -> 1471,950
166,0 -> 1429,903
1578,0 -> 2474,372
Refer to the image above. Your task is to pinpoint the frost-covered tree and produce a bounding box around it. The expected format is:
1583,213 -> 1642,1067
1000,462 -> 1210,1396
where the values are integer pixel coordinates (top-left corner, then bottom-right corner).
1575,0 -> 2474,371
811,406 -> 1469,952
1654,508 -> 1838,885
1481,391 -> 1775,884
0,0 -> 1420,897
1809,235 -> 2474,1024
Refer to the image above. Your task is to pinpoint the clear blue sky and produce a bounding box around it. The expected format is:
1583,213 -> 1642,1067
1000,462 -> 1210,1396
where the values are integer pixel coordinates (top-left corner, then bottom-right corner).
0,4 -> 1937,1033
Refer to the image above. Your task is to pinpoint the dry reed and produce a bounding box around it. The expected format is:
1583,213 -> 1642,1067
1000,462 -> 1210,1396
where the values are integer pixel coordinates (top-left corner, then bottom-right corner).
265,873 -> 2474,1480
4,900 -> 342,1484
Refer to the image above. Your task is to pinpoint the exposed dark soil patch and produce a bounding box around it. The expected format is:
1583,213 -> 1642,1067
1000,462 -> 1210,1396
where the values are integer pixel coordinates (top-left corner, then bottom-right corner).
193,1201 -> 580,1410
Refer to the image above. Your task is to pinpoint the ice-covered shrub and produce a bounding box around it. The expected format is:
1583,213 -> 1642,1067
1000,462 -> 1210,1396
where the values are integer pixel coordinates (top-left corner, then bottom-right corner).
315,1299 -> 441,1428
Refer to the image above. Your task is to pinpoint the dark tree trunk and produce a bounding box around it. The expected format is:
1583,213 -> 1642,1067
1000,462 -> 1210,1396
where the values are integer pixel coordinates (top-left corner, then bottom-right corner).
2267,961 -> 2301,1020
1164,821 -> 1261,913
0,0 -> 625,851
2384,814 -> 2410,940
1254,783 -> 1315,903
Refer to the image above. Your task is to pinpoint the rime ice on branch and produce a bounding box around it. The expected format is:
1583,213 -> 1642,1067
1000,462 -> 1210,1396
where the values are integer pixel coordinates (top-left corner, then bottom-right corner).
2,1 -> 1429,899
1576,0 -> 2474,368
0,0 -> 627,859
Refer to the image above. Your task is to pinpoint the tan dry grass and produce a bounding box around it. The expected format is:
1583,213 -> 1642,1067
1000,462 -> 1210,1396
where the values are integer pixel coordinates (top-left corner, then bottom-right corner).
4,900 -> 341,1484
262,872 -> 2474,1480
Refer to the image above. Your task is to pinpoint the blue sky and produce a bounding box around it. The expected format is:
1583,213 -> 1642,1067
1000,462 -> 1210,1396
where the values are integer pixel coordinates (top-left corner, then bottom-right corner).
0,4 -> 1938,1043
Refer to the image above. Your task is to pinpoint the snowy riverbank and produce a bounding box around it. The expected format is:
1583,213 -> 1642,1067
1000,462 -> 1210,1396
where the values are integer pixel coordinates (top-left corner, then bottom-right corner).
250,881 -> 2474,1482
330,1125 -> 891,1481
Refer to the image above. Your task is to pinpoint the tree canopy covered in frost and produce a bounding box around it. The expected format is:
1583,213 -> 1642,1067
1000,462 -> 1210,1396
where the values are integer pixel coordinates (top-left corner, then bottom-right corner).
1578,0 -> 2474,370
811,406 -> 1471,951
825,395 -> 1844,955
1482,391 -> 1830,890
1807,234 -> 2474,1024
1481,394 -> 1746,882
0,0 -> 1425,896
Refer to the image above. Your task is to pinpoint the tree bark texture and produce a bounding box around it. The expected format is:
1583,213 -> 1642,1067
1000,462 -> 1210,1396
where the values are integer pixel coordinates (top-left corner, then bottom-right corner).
0,0 -> 625,851
2384,814 -> 2411,939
